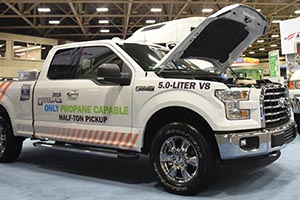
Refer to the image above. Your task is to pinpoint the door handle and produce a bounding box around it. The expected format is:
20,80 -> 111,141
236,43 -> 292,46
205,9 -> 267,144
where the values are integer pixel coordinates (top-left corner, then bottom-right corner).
67,91 -> 79,97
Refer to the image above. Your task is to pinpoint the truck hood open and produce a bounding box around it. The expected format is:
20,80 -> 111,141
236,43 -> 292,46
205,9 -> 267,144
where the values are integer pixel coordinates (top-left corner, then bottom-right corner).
154,4 -> 268,73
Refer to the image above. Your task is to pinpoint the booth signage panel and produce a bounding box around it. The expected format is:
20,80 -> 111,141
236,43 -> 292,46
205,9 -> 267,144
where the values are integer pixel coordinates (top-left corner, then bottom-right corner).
280,18 -> 300,55
269,50 -> 279,78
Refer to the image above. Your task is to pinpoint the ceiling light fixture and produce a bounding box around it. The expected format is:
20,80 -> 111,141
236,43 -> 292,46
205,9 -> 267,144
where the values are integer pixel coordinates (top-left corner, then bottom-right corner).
272,20 -> 282,24
48,20 -> 60,25
257,40 -> 265,43
202,8 -> 214,13
256,9 -> 262,12
271,44 -> 278,47
259,48 -> 265,51
100,29 -> 110,33
146,19 -> 156,24
150,8 -> 162,12
98,20 -> 109,24
38,8 -> 51,13
271,34 -> 280,38
249,51 -> 255,54
96,7 -> 109,12
295,10 -> 300,14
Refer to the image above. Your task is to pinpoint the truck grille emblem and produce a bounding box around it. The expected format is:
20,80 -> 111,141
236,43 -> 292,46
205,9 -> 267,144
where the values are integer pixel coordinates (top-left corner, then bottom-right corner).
278,97 -> 287,109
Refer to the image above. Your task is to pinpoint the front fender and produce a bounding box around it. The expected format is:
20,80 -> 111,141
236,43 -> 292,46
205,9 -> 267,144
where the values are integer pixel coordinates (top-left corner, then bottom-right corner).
133,90 -> 223,130
133,89 -> 262,132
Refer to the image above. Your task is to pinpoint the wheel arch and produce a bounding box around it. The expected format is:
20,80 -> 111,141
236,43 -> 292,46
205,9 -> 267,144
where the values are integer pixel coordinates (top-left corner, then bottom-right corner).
0,104 -> 12,127
141,106 -> 220,159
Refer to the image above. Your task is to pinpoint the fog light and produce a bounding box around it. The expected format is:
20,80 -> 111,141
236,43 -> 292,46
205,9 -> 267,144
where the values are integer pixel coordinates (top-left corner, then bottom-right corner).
240,137 -> 259,151
240,139 -> 247,147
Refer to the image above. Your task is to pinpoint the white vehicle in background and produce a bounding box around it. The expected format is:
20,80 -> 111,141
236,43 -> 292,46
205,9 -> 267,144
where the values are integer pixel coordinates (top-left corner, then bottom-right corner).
289,69 -> 300,133
127,17 -> 205,49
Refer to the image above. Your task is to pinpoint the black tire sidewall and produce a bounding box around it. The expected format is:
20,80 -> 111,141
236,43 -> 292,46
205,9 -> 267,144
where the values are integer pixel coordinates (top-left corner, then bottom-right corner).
293,113 -> 300,135
0,117 -> 22,162
150,122 -> 216,195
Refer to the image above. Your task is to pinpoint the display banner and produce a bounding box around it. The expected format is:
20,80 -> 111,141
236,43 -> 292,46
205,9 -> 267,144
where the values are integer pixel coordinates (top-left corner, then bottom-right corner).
280,18 -> 300,54
269,50 -> 280,78
232,57 -> 259,66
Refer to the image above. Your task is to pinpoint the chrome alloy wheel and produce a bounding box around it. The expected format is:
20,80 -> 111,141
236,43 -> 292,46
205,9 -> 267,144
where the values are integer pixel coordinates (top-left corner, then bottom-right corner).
0,127 -> 6,157
159,136 -> 199,183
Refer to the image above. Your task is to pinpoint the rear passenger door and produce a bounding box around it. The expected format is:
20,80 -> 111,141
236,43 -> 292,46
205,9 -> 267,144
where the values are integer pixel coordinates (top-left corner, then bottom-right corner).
33,44 -> 139,150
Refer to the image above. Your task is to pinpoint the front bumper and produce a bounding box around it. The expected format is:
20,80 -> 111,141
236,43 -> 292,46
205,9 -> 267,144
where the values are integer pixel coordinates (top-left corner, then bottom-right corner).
215,120 -> 297,160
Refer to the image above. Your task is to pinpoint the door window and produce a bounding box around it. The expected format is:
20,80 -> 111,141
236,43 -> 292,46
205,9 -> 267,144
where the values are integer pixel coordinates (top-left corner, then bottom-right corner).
48,46 -> 131,82
47,48 -> 78,79
74,46 -> 131,82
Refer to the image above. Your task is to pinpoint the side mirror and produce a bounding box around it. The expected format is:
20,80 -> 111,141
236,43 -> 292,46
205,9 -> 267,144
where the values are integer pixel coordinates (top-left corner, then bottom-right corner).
97,63 -> 131,86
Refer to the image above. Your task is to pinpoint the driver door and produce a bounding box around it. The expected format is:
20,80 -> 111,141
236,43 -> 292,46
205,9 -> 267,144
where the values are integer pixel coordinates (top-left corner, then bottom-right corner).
33,45 -> 138,150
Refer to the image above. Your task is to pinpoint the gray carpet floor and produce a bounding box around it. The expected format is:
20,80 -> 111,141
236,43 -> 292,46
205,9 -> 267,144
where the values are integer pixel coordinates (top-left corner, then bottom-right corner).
0,136 -> 299,200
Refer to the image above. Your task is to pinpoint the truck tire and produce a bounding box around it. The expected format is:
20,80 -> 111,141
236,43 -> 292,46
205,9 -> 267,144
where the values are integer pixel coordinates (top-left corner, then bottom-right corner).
150,122 -> 219,195
0,117 -> 23,163
294,113 -> 300,135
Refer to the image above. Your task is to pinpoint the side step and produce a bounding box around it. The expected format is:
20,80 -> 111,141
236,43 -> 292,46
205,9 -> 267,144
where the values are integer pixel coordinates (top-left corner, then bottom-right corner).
33,141 -> 139,159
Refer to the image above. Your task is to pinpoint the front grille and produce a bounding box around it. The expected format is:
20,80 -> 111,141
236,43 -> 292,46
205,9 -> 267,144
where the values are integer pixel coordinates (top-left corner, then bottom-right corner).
261,85 -> 291,127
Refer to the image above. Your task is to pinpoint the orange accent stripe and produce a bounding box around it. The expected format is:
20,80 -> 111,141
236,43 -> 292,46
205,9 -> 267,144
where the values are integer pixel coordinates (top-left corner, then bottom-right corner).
92,131 -> 99,143
61,128 -> 66,138
110,132 -> 119,145
86,130 -> 94,143
51,127 -> 56,137
65,128 -> 71,140
122,133 -> 132,148
58,128 -> 64,138
75,129 -> 82,141
129,134 -> 139,148
70,129 -> 77,140
36,127 -> 140,149
97,131 -> 106,144
0,82 -> 6,89
80,130 -> 89,142
116,132 -> 125,147
0,81 -> 12,101
55,128 -> 62,138
103,132 -> 111,145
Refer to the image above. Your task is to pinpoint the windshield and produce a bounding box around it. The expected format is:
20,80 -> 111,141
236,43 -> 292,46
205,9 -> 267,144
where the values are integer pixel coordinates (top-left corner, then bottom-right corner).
119,43 -> 168,71
161,58 -> 216,73
119,43 -> 218,74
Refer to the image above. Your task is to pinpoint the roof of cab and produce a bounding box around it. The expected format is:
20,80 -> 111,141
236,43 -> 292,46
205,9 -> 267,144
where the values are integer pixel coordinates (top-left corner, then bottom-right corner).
50,37 -> 161,51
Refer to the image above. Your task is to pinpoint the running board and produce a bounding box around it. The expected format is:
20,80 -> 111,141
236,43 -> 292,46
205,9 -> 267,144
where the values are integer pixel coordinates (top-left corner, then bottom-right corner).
33,141 -> 139,159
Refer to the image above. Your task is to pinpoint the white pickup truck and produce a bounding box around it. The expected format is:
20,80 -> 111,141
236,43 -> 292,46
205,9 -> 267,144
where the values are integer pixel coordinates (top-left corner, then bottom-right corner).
0,4 -> 297,195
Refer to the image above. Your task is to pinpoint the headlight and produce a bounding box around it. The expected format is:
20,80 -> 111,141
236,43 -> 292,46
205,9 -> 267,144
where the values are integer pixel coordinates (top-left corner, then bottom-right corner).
215,90 -> 250,120
289,80 -> 300,89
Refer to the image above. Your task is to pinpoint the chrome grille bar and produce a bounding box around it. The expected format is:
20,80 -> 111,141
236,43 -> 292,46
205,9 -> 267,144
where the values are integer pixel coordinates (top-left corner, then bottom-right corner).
261,85 -> 290,127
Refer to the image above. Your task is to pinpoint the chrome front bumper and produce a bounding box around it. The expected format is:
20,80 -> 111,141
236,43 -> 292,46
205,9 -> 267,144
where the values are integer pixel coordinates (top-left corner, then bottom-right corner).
215,120 -> 297,160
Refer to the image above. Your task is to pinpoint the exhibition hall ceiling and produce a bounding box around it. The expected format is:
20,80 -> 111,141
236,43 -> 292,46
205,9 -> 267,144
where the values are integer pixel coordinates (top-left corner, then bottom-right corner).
0,0 -> 299,58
